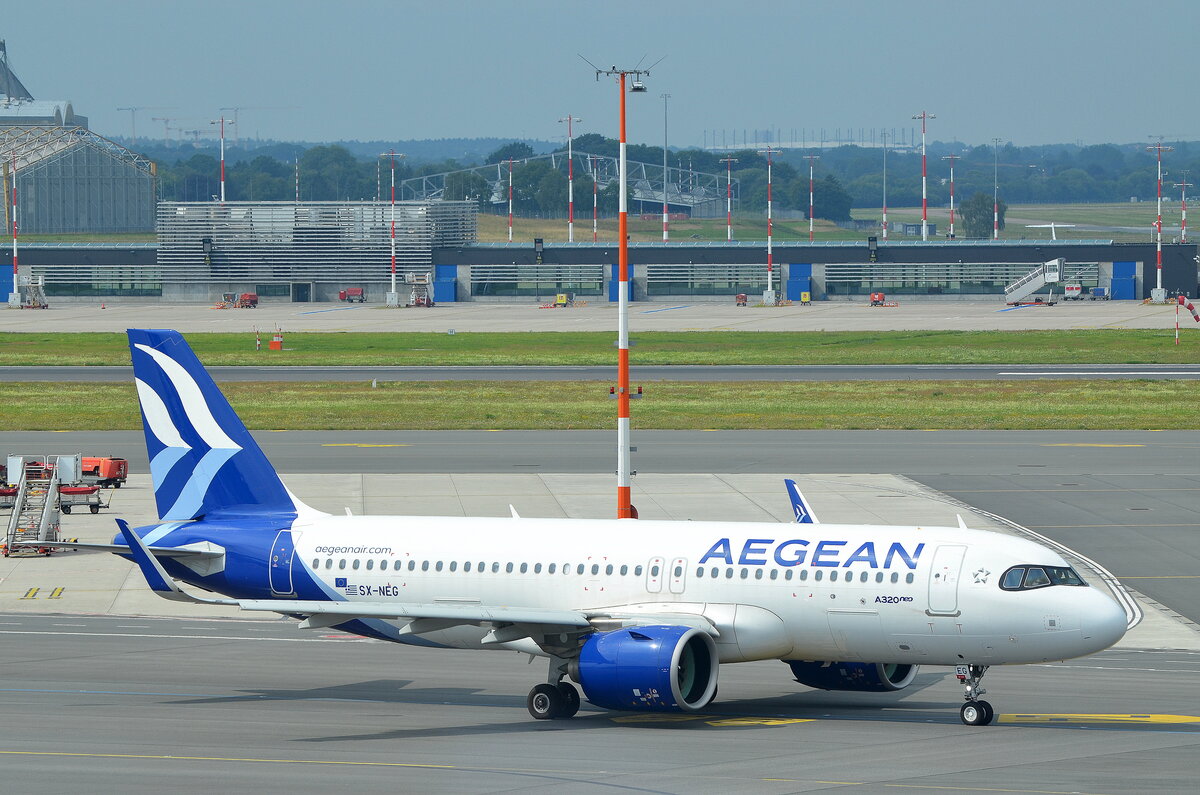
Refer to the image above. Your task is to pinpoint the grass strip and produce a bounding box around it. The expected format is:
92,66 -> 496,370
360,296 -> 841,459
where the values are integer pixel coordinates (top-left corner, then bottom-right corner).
2,329 -> 1198,366
3,380 -> 1195,431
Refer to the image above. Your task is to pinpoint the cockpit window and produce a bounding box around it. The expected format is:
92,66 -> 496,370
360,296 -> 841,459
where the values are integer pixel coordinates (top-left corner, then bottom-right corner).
1001,564 -> 1086,591
1023,567 -> 1050,588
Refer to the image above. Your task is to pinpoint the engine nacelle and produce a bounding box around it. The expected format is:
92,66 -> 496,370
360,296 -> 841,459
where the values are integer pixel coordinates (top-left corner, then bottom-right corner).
572,625 -> 719,712
787,661 -> 918,692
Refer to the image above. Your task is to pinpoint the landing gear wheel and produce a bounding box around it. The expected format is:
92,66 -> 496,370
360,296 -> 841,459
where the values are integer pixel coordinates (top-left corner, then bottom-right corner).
527,683 -> 564,720
556,682 -> 580,718
960,700 -> 994,726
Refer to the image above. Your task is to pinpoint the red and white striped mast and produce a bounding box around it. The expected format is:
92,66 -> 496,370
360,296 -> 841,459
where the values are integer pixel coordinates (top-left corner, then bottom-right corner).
209,116 -> 233,203
595,63 -> 650,519
912,111 -> 934,241
992,137 -> 1003,240
1176,170 -> 1191,244
660,93 -> 671,241
9,155 -> 17,301
379,151 -> 405,305
805,154 -> 820,242
942,153 -> 959,239
720,156 -> 738,240
758,145 -> 780,300
881,130 -> 889,242
1147,139 -> 1173,292
559,115 -> 582,242
507,157 -> 514,243
591,155 -> 598,242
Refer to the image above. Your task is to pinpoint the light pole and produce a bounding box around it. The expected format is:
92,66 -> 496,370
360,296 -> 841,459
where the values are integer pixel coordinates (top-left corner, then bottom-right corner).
507,157 -> 514,243
1176,170 -> 1191,244
379,151 -> 408,306
558,115 -> 582,242
660,93 -> 670,241
912,111 -> 934,241
992,137 -> 1003,240
881,130 -> 889,243
209,116 -> 235,202
942,153 -> 959,239
593,63 -> 650,520
1147,140 -> 1174,294
720,156 -> 738,240
805,154 -> 820,242
8,155 -> 17,306
758,146 -> 781,303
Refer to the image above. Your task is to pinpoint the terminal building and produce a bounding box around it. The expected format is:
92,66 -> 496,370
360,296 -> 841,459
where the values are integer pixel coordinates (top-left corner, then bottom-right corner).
4,219 -> 1196,304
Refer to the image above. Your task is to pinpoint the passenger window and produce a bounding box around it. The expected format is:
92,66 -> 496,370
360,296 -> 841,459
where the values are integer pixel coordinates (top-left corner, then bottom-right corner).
591,564 -> 599,575
1023,567 -> 1050,588
492,562 -> 500,573
725,568 -> 733,579
534,563 -> 542,574
325,559 -> 333,569
339,559 -> 346,569
635,565 -> 643,576
548,563 -> 557,574
770,569 -> 778,580
477,561 -> 484,572
696,567 -> 704,578
1002,568 -> 1025,589
754,568 -> 763,580
860,571 -> 869,583
650,565 -> 660,577
785,569 -> 794,581
620,565 -> 628,576
519,563 -> 528,574
352,559 -> 360,570
875,572 -> 883,583
577,564 -> 585,575
740,568 -> 749,579
905,573 -> 914,584
506,563 -> 514,574
829,571 -> 838,582
421,561 -> 429,572
814,570 -> 823,581
464,561 -> 471,573
366,560 -> 374,570
607,564 -> 615,575
890,572 -> 898,583
380,559 -> 387,570
435,561 -> 443,572
449,561 -> 457,572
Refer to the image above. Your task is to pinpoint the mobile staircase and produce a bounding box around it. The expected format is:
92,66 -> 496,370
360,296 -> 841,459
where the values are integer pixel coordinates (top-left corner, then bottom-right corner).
406,271 -> 434,307
3,456 -> 63,556
1004,258 -> 1063,304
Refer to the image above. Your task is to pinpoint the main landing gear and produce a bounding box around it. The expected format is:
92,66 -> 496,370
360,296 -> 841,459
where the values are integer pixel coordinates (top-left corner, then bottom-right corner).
526,656 -> 581,720
956,664 -> 994,726
527,681 -> 581,720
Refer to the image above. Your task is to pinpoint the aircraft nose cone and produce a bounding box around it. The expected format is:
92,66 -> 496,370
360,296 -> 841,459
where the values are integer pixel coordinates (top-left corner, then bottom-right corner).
1082,589 -> 1128,651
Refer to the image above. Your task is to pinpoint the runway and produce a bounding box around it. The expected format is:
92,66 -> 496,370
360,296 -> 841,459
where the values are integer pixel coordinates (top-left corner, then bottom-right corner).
0,612 -> 1197,794
6,363 -> 1200,382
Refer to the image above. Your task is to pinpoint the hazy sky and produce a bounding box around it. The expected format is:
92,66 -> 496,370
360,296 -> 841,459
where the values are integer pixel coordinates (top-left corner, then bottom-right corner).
4,0 -> 1195,149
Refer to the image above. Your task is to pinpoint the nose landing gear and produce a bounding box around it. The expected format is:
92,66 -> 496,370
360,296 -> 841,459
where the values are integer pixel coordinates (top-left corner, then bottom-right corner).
956,664 -> 994,726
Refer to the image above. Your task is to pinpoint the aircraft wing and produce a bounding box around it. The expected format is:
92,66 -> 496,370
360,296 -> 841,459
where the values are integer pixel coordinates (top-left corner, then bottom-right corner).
235,599 -> 593,628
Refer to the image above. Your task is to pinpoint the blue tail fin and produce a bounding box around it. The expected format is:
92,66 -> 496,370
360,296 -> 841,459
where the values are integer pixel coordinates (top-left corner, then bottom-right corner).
129,329 -> 296,522
784,478 -> 820,524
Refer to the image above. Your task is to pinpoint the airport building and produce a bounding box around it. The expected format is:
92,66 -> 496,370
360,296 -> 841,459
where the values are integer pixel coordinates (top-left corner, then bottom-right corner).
4,230 -> 1195,304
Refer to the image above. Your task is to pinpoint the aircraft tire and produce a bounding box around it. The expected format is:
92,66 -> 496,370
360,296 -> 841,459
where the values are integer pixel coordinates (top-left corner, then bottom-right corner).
527,683 -> 563,720
556,682 -> 580,718
960,701 -> 994,726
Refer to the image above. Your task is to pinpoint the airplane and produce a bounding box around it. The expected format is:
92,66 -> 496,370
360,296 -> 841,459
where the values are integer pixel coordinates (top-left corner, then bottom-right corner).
45,329 -> 1130,726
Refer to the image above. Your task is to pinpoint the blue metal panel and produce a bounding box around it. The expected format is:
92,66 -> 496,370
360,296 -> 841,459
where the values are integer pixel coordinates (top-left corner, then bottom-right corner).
432,279 -> 457,303
608,264 -> 634,302
786,277 -> 811,301
1112,261 -> 1137,279
435,264 -> 458,280
1110,277 -> 1136,300
789,263 -> 813,278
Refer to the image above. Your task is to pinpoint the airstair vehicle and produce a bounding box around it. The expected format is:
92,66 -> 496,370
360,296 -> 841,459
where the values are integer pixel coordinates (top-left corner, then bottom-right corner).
406,271 -> 434,307
1004,258 -> 1063,304
2,455 -> 78,556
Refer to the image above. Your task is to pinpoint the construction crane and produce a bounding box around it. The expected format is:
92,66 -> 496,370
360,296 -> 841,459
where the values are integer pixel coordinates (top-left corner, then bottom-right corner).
218,106 -> 296,146
116,106 -> 176,145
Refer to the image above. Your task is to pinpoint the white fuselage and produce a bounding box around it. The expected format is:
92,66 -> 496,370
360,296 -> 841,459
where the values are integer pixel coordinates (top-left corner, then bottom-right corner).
286,515 -> 1128,666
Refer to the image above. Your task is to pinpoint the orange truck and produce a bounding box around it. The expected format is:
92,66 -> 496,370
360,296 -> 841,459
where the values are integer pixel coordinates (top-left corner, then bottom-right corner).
80,457 -> 128,488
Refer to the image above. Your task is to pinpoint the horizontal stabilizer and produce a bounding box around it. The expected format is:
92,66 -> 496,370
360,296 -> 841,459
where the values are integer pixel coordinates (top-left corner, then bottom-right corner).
116,519 -> 236,606
9,539 -> 223,558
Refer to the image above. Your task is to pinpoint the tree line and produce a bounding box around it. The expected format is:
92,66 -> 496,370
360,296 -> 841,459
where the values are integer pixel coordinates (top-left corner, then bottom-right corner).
151,136 -> 1200,229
